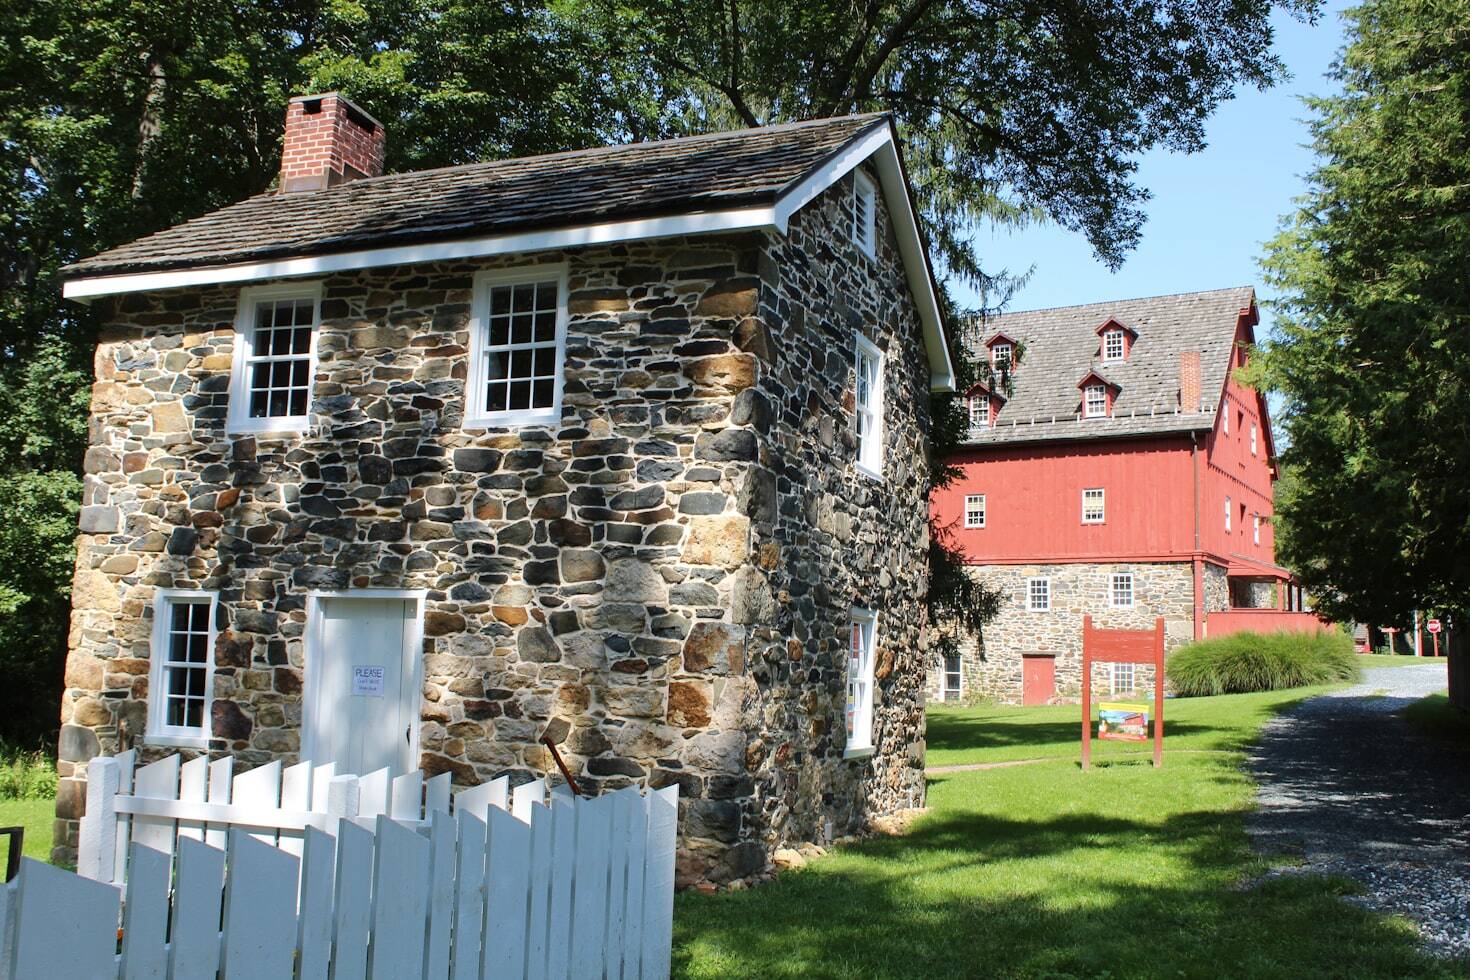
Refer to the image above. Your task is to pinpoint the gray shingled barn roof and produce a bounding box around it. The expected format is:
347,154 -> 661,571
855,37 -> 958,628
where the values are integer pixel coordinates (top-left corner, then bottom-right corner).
963,286 -> 1257,446
63,114 -> 888,279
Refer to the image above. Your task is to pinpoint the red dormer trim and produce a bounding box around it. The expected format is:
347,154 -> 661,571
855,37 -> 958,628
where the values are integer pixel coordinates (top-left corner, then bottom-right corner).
984,332 -> 1018,372
964,381 -> 1006,429
1095,317 -> 1135,361
1076,371 -> 1118,418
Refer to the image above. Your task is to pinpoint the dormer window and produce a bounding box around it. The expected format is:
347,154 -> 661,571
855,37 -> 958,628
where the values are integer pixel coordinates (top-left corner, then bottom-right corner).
1084,384 -> 1108,418
992,342 -> 1012,371
853,172 -> 877,258
1102,329 -> 1126,362
969,394 -> 990,429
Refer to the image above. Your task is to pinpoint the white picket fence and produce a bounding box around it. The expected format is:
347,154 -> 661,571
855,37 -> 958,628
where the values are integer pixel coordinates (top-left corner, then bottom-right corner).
0,751 -> 677,980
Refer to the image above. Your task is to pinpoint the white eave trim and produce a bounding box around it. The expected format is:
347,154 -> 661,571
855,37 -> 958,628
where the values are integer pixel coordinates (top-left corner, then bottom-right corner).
63,124 -> 955,393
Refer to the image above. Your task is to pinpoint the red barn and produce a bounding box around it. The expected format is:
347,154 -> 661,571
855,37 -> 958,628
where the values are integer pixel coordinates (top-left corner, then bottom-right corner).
930,287 -> 1300,704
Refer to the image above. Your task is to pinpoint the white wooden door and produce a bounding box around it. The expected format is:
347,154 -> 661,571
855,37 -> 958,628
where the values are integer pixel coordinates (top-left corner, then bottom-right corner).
306,597 -> 417,776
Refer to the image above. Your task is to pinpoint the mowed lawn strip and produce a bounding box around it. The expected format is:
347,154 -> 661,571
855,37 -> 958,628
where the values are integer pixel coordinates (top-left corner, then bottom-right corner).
673,688 -> 1463,978
0,799 -> 55,865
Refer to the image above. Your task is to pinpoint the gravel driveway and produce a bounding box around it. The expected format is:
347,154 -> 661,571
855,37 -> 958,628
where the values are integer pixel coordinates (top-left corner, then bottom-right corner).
1247,663 -> 1469,957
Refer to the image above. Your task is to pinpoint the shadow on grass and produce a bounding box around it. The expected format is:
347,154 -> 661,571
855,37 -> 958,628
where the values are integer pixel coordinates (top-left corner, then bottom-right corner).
673,796 -> 1455,979
928,716 -> 1221,754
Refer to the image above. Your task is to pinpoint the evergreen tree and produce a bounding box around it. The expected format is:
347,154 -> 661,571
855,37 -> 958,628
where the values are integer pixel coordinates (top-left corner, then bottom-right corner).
1258,0 -> 1470,626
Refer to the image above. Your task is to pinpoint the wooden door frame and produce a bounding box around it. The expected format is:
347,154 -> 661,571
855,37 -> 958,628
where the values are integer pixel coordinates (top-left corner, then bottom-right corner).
302,589 -> 428,774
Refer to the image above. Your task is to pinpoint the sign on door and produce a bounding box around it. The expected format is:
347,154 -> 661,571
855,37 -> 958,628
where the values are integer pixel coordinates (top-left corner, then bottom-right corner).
352,665 -> 387,697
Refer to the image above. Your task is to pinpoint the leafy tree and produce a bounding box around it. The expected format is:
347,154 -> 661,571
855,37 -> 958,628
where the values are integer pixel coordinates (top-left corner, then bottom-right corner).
1256,0 -> 1470,626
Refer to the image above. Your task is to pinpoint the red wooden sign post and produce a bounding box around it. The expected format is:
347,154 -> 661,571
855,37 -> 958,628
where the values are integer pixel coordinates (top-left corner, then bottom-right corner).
1081,615 -> 1166,770
1428,618 -> 1442,658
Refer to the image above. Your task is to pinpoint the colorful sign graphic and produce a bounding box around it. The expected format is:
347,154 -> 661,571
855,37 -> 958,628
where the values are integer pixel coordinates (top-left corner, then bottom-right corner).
1098,702 -> 1149,741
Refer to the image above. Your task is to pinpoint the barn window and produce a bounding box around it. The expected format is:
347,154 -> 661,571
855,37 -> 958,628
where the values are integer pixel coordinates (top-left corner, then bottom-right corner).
1225,495 -> 1232,532
1111,663 -> 1136,693
965,494 -> 986,528
942,655 -> 962,701
1084,384 -> 1108,418
1082,488 -> 1106,524
969,395 -> 990,429
465,265 -> 568,428
1102,329 -> 1126,361
1110,573 -> 1134,608
991,342 -> 1013,371
854,334 -> 884,479
1028,577 -> 1051,612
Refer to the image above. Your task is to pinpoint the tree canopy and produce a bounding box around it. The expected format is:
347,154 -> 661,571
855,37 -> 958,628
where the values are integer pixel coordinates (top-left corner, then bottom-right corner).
1257,0 -> 1470,626
1,0 -> 1311,741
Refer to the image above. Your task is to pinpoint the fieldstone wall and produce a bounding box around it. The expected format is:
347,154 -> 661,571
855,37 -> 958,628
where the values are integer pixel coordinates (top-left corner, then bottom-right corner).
929,561 -> 1228,703
56,167 -> 933,883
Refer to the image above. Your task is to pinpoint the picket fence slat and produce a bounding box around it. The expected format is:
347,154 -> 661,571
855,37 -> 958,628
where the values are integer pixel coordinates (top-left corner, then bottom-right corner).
58,752 -> 680,980
423,811 -> 456,980
121,842 -> 170,980
178,755 -> 208,843
205,757 -> 234,851
483,805 -> 531,980
221,829 -> 300,980
449,810 -> 487,980
169,837 -> 226,980
369,815 -> 431,980
13,859 -> 119,980
331,819 -> 375,980
296,827 -> 337,980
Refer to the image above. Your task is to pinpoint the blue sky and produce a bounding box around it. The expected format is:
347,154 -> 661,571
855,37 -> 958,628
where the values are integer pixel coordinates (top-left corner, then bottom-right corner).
953,0 -> 1353,342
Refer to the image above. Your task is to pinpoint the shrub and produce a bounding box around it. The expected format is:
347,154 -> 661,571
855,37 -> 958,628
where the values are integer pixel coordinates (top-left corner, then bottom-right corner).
0,746 -> 57,801
1167,629 -> 1359,697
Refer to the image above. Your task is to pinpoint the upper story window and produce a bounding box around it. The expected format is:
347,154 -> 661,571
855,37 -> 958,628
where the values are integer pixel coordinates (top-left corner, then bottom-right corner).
853,172 -> 877,258
1028,577 -> 1051,612
1253,514 -> 1261,545
942,654 -> 962,701
969,395 -> 990,429
465,265 -> 568,428
1082,487 -> 1106,524
991,342 -> 1013,371
229,282 -> 322,434
965,494 -> 986,528
1250,423 -> 1258,456
1110,573 -> 1134,608
1225,495 -> 1233,532
845,608 -> 878,756
1222,401 -> 1230,434
1083,384 -> 1108,418
1102,329 -> 1126,362
854,334 -> 884,479
148,590 -> 217,748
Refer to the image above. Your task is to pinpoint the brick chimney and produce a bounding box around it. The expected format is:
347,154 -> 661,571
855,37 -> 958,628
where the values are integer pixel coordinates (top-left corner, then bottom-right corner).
280,93 -> 386,193
1179,351 -> 1202,411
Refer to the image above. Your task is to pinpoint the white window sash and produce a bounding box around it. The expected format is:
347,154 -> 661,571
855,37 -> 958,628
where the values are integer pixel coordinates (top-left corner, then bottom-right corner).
1103,330 -> 1125,361
964,494 -> 986,528
845,608 -> 878,756
992,343 -> 1012,370
147,589 -> 217,748
1225,496 -> 1232,531
464,263 -> 570,429
1028,577 -> 1050,611
1110,574 -> 1134,608
228,282 -> 323,435
1082,488 -> 1105,524
1084,384 -> 1108,418
854,334 -> 884,480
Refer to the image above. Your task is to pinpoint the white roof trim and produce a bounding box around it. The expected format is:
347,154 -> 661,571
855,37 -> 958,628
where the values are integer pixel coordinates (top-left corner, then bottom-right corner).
63,122 -> 954,392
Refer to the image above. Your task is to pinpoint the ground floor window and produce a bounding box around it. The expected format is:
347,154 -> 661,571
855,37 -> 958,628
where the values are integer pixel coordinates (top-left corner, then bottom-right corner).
1027,577 -> 1050,611
148,590 -> 217,745
1111,662 -> 1136,694
846,609 -> 878,754
1110,573 -> 1134,608
942,654 -> 962,701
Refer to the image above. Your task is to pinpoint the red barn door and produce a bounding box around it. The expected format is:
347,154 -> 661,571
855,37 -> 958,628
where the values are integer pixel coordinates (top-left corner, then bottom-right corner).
1022,654 -> 1055,705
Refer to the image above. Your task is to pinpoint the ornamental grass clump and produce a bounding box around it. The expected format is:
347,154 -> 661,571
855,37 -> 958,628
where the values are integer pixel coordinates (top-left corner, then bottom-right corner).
0,747 -> 57,801
1166,629 -> 1358,697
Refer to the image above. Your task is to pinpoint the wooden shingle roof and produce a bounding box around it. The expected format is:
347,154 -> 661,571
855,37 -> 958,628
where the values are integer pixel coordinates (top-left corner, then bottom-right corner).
965,286 -> 1257,446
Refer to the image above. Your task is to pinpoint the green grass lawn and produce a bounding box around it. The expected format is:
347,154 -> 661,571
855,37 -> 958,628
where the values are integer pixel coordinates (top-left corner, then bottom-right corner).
1404,693 -> 1470,746
673,687 -> 1466,978
0,799 -> 54,865
1358,653 -> 1448,669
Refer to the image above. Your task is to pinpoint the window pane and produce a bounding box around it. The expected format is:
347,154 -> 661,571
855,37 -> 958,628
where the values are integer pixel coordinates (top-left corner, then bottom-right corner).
489,317 -> 510,347
512,282 -> 535,311
534,281 -> 558,309
167,697 -> 188,728
272,361 -> 293,386
511,313 -> 533,345
510,349 -> 533,379
490,286 -> 512,316
533,347 -> 556,377
486,351 -> 510,382
190,602 -> 210,630
168,667 -> 190,696
486,382 -> 508,413
172,603 -> 192,631
535,311 -> 556,342
188,633 -> 208,664
289,389 -> 308,417
291,360 -> 309,386
532,379 -> 555,409
291,325 -> 311,354
269,390 -> 289,417
509,380 -> 531,410
250,388 -> 269,418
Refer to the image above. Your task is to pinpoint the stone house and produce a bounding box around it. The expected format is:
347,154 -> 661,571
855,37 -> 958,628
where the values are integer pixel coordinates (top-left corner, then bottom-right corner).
54,94 -> 956,884
930,288 -> 1295,705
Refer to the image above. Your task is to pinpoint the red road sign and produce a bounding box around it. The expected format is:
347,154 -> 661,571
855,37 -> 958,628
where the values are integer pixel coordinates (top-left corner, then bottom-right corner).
1428,619 -> 1442,633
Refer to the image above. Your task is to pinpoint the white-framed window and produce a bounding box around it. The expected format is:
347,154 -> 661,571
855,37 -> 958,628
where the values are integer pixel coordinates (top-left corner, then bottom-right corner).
969,395 -> 989,429
147,590 -> 217,748
942,654 -> 962,701
1250,423 -> 1258,456
854,333 -> 884,479
1225,495 -> 1232,532
991,342 -> 1012,371
1111,662 -> 1136,694
1102,329 -> 1126,361
228,282 -> 322,434
1083,384 -> 1108,418
964,494 -> 986,528
853,171 -> 877,257
1253,513 -> 1261,545
1027,577 -> 1050,612
1110,573 -> 1134,608
1082,488 -> 1105,524
1222,402 -> 1230,434
845,608 -> 878,756
465,265 -> 569,428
